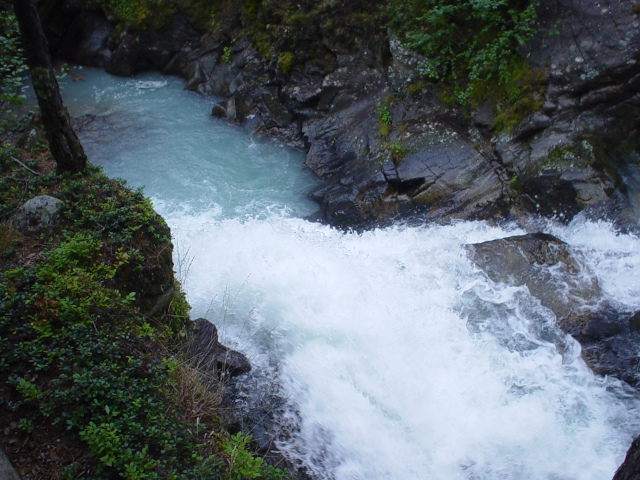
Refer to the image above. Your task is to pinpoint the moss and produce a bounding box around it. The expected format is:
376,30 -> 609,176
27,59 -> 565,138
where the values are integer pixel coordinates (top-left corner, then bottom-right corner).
378,122 -> 391,138
285,12 -> 312,26
407,80 -> 426,98
349,12 -> 376,26
509,174 -> 523,192
180,0 -> 219,31
536,145 -> 585,174
490,60 -> 546,132
101,0 -> 177,31
277,51 -> 295,75
437,84 -> 457,106
384,142 -> 407,162
585,138 -> 624,189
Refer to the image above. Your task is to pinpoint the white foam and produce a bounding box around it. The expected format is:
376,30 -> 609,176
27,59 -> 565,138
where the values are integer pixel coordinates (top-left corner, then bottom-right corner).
550,217 -> 640,310
169,215 -> 640,480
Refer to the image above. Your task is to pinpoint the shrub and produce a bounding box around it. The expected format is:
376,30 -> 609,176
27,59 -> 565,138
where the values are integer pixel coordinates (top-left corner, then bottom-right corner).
0,11 -> 28,131
387,0 -> 540,122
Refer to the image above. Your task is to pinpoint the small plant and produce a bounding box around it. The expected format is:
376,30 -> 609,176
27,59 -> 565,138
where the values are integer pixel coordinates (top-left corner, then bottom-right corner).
376,96 -> 393,137
221,46 -> 232,63
376,97 -> 392,125
277,51 -> 295,75
222,432 -> 286,479
14,377 -> 41,402
285,13 -> 312,26
387,0 -> 540,127
384,142 -> 407,162
17,417 -> 34,433
406,80 -> 425,98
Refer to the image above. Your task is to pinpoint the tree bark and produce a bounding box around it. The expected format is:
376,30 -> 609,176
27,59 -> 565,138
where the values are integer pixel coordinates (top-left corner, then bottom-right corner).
12,0 -> 87,174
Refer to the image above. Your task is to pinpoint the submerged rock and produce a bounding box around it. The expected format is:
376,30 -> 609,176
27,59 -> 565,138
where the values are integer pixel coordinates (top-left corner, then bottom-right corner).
466,233 -> 640,386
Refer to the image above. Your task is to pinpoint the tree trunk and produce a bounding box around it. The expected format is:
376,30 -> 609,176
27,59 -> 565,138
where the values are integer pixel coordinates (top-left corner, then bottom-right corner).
12,0 -> 87,174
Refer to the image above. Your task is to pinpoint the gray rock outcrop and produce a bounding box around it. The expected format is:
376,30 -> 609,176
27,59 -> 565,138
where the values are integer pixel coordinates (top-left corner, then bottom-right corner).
467,233 -> 640,386
43,1 -> 640,230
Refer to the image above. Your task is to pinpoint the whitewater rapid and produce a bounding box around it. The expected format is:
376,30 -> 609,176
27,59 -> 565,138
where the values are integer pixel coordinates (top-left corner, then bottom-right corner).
60,68 -> 640,480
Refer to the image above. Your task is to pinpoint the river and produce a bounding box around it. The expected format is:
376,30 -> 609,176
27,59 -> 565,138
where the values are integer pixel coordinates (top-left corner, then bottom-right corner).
60,67 -> 640,480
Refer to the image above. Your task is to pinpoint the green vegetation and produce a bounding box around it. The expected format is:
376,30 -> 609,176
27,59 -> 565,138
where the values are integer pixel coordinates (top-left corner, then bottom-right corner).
93,0 -> 177,30
221,46 -> 232,64
376,96 -> 393,138
0,10 -> 27,130
387,0 -> 538,100
387,0 -> 542,129
277,51 -> 295,75
0,158 -> 288,479
384,142 -> 407,162
284,12 -> 312,26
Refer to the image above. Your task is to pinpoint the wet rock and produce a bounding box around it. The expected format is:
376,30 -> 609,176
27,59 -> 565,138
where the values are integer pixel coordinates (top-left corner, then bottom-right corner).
467,233 -> 640,385
58,11 -> 113,67
106,14 -> 198,76
613,434 -> 640,480
190,318 -> 251,378
393,127 -> 503,222
184,60 -> 208,91
211,98 -> 236,120
11,195 -> 64,232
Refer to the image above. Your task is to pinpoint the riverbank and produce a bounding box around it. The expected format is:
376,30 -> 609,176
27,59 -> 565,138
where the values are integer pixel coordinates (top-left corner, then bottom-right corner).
0,133 -> 287,478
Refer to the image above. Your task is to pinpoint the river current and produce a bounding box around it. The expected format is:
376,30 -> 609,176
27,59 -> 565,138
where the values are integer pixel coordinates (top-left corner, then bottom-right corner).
60,68 -> 640,480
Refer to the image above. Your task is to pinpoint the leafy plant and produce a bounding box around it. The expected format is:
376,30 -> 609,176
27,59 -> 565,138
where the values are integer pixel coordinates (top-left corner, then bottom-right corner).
387,0 -> 540,121
221,46 -> 232,63
376,96 -> 393,137
0,11 -> 28,130
384,142 -> 407,162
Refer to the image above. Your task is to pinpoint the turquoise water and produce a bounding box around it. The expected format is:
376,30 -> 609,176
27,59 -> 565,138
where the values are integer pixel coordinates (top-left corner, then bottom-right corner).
60,67 -> 640,480
60,67 -> 320,219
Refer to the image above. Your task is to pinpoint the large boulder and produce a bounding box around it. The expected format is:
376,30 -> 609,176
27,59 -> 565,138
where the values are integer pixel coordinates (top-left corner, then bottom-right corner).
466,233 -> 640,386
11,195 -> 64,232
